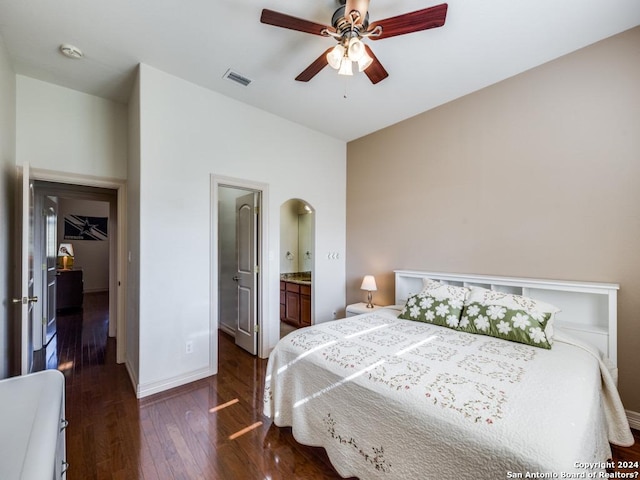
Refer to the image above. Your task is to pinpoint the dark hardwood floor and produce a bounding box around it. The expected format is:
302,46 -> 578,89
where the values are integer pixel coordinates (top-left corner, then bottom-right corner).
42,292 -> 639,479
46,292 -> 348,479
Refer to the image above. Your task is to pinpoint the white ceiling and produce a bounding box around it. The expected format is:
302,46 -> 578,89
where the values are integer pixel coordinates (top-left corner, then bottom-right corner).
1,0 -> 639,141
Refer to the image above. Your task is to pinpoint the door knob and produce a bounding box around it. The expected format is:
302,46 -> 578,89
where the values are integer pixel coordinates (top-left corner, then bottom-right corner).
232,276 -> 239,282
11,296 -> 38,304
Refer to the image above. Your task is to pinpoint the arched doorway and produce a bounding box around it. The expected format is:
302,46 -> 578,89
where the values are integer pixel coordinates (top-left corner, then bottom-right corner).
279,199 -> 315,338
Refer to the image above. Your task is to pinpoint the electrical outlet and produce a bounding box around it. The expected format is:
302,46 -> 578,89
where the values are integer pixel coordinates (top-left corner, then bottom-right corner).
185,341 -> 193,354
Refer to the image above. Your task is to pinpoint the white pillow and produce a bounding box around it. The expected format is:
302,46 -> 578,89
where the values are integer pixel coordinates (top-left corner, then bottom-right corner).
421,278 -> 469,308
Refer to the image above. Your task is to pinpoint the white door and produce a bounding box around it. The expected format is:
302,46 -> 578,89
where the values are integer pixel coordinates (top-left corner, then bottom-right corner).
13,163 -> 37,375
234,192 -> 258,355
43,196 -> 57,346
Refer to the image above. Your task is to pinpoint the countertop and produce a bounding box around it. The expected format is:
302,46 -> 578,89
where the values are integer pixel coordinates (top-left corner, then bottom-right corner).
280,272 -> 312,286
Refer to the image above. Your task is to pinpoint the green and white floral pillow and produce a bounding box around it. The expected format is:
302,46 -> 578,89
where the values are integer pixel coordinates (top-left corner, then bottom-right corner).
399,281 -> 469,329
459,287 -> 561,349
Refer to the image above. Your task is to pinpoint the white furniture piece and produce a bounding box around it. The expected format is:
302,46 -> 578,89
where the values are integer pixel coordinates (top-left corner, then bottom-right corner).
345,302 -> 386,317
0,369 -> 67,479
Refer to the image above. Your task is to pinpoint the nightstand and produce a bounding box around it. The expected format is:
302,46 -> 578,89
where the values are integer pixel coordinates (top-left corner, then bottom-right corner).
346,302 -> 386,317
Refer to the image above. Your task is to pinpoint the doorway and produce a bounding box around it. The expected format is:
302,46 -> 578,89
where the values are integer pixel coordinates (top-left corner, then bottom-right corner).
279,199 -> 315,338
27,169 -> 126,365
217,185 -> 261,355
213,175 -> 271,362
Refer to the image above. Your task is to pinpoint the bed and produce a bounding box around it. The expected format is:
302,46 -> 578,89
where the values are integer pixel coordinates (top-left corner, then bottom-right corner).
264,270 -> 634,479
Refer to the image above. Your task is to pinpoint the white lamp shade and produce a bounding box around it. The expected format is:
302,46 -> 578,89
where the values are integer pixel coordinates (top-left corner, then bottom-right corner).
338,59 -> 353,76
58,243 -> 74,256
347,38 -> 365,62
360,275 -> 377,291
327,44 -> 345,70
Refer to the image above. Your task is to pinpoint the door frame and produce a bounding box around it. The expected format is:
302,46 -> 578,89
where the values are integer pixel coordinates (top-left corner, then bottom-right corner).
211,175 -> 270,366
29,168 -> 127,364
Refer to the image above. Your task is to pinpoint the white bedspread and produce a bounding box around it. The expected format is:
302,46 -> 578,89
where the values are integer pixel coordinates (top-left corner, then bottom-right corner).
264,309 -> 633,480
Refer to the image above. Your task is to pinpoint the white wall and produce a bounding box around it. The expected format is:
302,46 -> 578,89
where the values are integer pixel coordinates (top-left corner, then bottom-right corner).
136,64 -> 346,394
11,65 -> 345,397
16,76 -> 127,179
57,198 -> 109,292
0,34 -> 16,378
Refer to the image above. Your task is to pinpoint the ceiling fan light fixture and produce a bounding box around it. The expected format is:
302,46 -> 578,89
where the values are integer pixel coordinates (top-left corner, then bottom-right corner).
260,2 -> 448,84
338,59 -> 353,76
327,44 -> 345,70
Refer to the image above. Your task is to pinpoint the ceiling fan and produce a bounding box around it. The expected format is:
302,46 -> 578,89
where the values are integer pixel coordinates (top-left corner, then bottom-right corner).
260,0 -> 448,84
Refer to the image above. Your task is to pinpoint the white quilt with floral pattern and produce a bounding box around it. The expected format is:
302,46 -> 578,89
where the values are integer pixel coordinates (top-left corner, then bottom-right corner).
264,309 -> 632,480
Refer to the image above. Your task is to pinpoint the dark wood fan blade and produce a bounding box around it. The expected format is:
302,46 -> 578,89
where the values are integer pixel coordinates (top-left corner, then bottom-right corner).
363,45 -> 388,84
260,9 -> 335,36
368,3 -> 448,40
295,47 -> 334,82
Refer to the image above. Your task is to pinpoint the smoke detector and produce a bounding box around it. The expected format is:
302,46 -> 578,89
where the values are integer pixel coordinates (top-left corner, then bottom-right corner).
59,44 -> 83,59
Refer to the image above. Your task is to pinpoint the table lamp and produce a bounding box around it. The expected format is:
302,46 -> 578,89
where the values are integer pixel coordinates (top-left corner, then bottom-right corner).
360,275 -> 377,308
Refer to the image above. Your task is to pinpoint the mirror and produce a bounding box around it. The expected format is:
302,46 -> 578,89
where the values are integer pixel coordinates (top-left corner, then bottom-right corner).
280,199 -> 314,275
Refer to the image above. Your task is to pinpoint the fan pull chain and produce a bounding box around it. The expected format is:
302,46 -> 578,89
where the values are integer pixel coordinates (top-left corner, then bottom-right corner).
343,76 -> 349,99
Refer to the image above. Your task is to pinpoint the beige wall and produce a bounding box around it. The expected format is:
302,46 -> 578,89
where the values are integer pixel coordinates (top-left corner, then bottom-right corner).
346,27 -> 640,411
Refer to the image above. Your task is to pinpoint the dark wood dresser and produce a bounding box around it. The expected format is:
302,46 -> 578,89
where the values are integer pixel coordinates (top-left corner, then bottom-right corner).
56,269 -> 83,310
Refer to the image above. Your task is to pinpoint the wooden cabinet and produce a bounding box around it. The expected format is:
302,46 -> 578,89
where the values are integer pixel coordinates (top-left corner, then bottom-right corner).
285,282 -> 300,324
56,269 -> 83,311
300,284 -> 311,326
281,280 -> 311,328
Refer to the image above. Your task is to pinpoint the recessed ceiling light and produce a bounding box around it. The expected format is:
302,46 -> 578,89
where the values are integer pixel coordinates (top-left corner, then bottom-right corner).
59,44 -> 83,59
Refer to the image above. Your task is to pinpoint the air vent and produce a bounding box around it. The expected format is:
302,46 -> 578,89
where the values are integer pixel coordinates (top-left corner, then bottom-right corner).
223,69 -> 252,87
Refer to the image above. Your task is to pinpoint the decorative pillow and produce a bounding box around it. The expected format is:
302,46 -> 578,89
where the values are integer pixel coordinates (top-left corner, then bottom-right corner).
421,278 -> 440,291
459,287 -> 561,349
399,281 -> 469,329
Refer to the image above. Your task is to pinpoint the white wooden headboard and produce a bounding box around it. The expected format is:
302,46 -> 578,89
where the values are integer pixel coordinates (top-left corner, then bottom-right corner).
394,270 -> 620,366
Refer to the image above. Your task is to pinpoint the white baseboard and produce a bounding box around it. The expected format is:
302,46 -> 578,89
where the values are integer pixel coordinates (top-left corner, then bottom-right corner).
125,360 -> 139,395
136,367 -> 215,399
219,324 -> 236,338
627,410 -> 640,430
